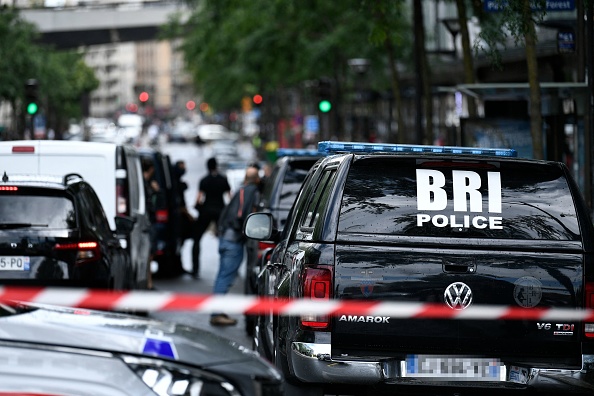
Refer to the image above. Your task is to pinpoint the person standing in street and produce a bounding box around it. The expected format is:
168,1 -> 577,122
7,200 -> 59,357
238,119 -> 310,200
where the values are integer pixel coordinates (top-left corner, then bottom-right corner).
191,157 -> 231,279
210,166 -> 261,326
142,158 -> 164,290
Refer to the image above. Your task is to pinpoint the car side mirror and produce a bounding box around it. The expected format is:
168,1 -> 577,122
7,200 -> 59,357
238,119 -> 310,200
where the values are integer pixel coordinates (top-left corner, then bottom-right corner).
244,212 -> 278,241
115,215 -> 136,235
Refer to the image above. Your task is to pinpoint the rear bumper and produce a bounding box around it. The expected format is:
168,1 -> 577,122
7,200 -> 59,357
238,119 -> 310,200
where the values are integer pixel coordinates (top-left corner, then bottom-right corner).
290,342 -> 594,392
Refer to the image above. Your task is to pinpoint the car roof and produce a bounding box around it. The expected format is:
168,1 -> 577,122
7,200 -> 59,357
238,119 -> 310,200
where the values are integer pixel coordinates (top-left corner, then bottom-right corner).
1,172 -> 85,190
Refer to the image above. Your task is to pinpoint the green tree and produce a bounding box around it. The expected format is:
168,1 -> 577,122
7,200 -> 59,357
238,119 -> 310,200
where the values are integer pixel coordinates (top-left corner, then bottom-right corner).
0,7 -> 43,138
0,7 -> 99,139
168,0 -> 395,140
40,51 -> 99,138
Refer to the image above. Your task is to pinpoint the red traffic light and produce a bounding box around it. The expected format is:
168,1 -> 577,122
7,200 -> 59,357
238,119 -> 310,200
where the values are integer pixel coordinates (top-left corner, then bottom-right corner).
139,92 -> 149,102
252,94 -> 263,105
186,100 -> 196,111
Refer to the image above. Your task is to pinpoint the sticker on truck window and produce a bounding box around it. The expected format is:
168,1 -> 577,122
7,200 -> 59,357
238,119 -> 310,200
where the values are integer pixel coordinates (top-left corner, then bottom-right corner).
416,169 -> 503,230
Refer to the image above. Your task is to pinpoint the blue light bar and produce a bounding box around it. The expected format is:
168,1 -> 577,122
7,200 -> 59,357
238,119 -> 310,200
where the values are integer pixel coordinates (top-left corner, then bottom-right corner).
317,141 -> 517,158
277,148 -> 324,157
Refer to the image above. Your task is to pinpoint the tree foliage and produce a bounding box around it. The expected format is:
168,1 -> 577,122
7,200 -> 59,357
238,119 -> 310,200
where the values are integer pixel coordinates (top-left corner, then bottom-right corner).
0,7 -> 41,104
0,6 -> 98,138
171,0 -> 409,113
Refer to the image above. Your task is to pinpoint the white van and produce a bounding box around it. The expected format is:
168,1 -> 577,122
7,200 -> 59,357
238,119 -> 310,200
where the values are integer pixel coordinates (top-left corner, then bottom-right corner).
0,140 -> 151,290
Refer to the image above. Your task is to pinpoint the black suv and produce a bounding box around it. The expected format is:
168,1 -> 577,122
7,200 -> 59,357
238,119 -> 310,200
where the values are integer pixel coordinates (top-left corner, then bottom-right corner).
245,149 -> 323,336
244,141 -> 594,395
0,172 -> 133,289
138,148 -> 185,277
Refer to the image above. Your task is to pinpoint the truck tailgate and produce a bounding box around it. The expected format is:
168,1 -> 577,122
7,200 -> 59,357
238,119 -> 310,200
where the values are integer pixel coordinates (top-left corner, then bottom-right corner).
333,244 -> 585,367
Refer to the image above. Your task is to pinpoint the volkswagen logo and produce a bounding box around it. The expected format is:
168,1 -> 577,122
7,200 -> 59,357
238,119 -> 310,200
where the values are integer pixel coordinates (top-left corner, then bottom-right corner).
444,282 -> 473,310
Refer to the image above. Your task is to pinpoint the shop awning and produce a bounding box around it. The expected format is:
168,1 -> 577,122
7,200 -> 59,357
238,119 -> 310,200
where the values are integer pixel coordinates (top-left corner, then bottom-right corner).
451,82 -> 587,100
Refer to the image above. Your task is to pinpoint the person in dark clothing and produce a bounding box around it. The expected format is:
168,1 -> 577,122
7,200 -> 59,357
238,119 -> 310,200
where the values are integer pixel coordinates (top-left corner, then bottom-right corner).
191,157 -> 231,279
173,160 -> 194,242
210,166 -> 261,326
142,158 -> 165,289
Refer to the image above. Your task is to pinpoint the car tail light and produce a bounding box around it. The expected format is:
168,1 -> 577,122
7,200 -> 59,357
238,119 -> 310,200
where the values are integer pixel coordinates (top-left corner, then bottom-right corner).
116,183 -> 128,215
0,186 -> 18,191
585,282 -> 594,338
301,266 -> 333,330
55,241 -> 101,266
155,209 -> 168,223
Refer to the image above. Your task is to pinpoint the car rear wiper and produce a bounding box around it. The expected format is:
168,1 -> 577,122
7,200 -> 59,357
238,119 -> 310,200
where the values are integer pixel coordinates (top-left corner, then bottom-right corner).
0,223 -> 49,229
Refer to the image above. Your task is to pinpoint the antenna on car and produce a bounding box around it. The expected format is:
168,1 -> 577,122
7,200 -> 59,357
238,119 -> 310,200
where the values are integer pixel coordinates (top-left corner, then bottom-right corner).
2,171 -> 7,182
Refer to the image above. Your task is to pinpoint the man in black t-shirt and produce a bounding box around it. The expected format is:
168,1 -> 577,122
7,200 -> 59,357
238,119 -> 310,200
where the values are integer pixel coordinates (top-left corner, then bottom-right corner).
191,157 -> 231,279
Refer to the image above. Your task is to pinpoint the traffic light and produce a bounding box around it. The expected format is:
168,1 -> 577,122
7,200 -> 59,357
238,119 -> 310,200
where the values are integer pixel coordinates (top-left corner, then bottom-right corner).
252,94 -> 263,105
186,100 -> 196,111
24,79 -> 39,116
317,78 -> 332,113
139,91 -> 149,103
318,100 -> 332,113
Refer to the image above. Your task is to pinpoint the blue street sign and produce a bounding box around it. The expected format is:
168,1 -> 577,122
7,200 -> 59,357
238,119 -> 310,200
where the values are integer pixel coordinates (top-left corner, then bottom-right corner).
484,0 -> 575,12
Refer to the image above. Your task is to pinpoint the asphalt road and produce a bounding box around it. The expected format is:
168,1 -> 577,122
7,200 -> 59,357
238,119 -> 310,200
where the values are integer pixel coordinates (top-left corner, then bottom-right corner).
149,138 -> 255,350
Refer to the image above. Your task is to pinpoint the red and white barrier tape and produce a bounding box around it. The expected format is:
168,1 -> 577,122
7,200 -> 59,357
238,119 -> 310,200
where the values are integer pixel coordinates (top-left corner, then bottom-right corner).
1,286 -> 594,321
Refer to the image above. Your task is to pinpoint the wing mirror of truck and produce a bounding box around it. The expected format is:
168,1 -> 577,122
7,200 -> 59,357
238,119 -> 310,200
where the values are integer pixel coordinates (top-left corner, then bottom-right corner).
244,212 -> 279,242
115,215 -> 136,235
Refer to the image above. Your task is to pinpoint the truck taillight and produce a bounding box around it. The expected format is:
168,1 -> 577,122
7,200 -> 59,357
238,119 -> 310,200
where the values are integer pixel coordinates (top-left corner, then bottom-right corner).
116,183 -> 128,215
155,209 -> 168,223
585,282 -> 594,338
55,241 -> 101,266
301,266 -> 332,330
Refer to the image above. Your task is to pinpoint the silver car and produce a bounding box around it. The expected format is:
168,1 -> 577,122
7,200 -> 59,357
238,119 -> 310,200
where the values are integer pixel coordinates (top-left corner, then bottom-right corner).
0,302 -> 283,396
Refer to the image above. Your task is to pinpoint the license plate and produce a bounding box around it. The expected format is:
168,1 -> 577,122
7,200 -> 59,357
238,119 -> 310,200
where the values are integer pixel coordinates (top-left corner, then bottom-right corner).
0,256 -> 30,271
405,355 -> 501,381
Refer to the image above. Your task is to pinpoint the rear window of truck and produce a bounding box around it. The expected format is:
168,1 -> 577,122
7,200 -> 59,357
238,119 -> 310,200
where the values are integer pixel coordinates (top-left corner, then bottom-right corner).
338,158 -> 580,241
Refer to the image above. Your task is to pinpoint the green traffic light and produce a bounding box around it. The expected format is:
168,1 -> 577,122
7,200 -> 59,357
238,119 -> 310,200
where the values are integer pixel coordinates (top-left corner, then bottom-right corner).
26,102 -> 38,115
319,100 -> 331,113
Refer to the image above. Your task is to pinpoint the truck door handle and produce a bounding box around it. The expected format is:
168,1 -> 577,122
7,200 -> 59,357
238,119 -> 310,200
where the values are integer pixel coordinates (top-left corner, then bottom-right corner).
442,261 -> 475,274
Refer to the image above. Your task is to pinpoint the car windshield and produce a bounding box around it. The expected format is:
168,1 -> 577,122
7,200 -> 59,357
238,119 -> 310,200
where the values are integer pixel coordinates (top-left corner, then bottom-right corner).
0,191 -> 76,230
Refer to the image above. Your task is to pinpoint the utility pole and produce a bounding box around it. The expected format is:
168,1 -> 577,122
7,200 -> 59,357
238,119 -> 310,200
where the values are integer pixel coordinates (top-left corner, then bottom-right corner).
413,1 -> 423,144
584,1 -> 594,210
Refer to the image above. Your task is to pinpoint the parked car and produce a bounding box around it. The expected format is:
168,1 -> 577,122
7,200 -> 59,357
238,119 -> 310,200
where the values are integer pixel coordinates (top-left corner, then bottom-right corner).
0,140 -> 152,290
138,147 -> 185,277
167,120 -> 198,143
244,149 -> 323,336
0,301 -> 284,396
244,141 -> 594,396
0,173 -> 132,289
197,124 -> 239,142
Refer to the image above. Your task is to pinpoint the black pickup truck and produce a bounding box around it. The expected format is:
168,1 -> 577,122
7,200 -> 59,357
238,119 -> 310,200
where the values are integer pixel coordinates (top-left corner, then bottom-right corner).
244,141 -> 594,396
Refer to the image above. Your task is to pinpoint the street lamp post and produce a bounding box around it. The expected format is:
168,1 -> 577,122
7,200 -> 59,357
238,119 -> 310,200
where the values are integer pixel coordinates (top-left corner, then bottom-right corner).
347,58 -> 370,142
441,18 -> 462,57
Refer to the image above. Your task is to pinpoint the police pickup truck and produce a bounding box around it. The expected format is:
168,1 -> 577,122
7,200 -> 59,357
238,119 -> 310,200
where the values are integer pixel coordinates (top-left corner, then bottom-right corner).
244,141 -> 594,396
